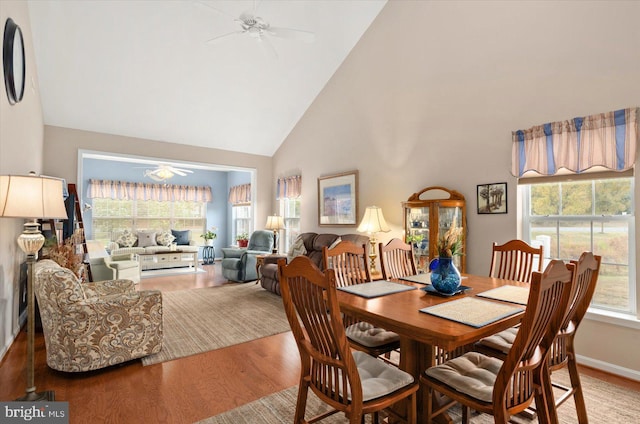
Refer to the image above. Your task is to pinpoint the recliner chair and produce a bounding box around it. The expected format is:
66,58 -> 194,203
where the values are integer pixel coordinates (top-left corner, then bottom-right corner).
220,230 -> 273,282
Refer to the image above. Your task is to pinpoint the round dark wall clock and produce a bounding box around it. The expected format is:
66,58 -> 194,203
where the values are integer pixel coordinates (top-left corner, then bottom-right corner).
3,18 -> 26,105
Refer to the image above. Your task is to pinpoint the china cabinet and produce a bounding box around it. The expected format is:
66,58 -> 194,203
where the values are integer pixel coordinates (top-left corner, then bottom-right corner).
402,186 -> 466,273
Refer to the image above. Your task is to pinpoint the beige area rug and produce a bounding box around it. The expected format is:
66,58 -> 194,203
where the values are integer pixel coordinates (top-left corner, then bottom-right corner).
198,369 -> 640,423
141,283 -> 290,366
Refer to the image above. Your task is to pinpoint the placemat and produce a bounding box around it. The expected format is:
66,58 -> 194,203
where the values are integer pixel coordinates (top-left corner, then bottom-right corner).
399,273 -> 467,285
338,280 -> 417,298
420,297 -> 524,328
477,285 -> 530,305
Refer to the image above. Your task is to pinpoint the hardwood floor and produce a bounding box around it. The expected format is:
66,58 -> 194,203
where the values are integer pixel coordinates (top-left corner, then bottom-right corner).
1,262 -> 638,423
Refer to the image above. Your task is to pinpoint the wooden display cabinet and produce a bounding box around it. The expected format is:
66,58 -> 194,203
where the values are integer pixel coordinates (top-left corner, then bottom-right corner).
402,186 -> 466,273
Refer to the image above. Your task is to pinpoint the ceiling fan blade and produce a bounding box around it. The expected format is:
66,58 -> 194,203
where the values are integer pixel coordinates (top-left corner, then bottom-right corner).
259,34 -> 278,59
205,30 -> 244,44
268,26 -> 315,43
193,0 -> 237,20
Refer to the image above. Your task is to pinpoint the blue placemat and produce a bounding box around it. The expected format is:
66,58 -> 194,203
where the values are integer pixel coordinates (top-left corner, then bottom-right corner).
338,280 -> 417,298
420,297 -> 524,328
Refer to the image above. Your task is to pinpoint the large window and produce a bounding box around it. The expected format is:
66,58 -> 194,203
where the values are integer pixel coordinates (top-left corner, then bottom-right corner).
521,177 -> 635,315
279,197 -> 301,253
232,204 -> 252,242
92,199 -> 206,245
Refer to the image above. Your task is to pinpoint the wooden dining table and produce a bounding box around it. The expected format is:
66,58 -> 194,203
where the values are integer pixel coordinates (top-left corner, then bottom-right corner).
335,273 -> 530,424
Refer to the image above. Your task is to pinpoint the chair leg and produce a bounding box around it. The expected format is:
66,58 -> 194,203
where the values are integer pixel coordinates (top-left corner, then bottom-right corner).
566,355 -> 589,424
294,382 -> 309,424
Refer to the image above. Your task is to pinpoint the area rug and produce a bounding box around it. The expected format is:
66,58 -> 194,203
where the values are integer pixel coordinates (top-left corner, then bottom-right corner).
141,266 -> 206,278
198,369 -> 640,423
141,283 -> 290,365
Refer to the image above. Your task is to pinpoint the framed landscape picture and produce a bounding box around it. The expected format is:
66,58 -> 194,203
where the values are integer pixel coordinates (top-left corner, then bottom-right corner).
477,182 -> 507,214
318,171 -> 358,226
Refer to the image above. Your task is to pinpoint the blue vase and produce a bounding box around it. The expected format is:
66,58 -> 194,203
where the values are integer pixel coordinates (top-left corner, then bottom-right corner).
430,257 -> 461,294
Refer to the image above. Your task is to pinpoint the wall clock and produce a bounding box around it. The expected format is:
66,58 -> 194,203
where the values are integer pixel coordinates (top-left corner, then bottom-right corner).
3,18 -> 26,105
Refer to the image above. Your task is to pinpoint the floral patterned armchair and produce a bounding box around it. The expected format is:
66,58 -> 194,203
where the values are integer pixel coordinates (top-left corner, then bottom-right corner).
34,259 -> 163,372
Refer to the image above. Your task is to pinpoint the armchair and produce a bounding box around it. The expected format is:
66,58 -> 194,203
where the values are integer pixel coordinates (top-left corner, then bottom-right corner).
34,259 -> 163,372
220,230 -> 274,282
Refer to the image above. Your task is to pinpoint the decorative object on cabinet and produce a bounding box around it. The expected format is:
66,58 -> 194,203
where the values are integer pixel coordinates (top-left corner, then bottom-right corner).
477,182 -> 507,214
357,205 -> 390,274
402,186 -> 466,273
317,170 -> 358,226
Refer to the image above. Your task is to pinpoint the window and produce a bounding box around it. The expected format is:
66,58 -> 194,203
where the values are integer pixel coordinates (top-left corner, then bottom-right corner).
521,177 -> 635,315
232,204 -> 252,242
279,197 -> 301,253
92,199 -> 206,245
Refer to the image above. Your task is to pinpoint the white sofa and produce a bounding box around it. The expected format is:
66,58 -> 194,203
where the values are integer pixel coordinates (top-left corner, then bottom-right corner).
107,229 -> 199,256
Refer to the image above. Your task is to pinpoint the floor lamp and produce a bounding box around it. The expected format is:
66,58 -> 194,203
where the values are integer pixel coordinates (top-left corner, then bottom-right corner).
0,173 -> 68,401
357,206 -> 390,275
265,215 -> 285,254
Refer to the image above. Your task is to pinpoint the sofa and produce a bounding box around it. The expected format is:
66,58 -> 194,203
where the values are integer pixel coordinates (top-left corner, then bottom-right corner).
107,229 -> 199,255
34,259 -> 163,372
220,230 -> 274,282
259,232 -> 369,296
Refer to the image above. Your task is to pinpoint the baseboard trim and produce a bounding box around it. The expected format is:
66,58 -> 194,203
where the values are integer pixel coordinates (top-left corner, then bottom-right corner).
577,354 -> 640,382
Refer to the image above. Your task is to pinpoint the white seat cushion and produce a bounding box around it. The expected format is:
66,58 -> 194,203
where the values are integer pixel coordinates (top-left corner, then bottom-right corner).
352,350 -> 414,401
424,352 -> 502,403
477,327 -> 518,354
346,321 -> 399,347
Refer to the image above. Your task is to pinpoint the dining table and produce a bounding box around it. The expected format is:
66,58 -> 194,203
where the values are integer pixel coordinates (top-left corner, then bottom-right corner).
335,273 -> 530,424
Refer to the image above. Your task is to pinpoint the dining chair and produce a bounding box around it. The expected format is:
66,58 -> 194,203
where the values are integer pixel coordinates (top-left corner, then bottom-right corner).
379,238 -> 417,280
278,256 -> 418,424
420,259 -> 575,424
323,241 -> 401,358
478,252 -> 601,423
489,239 -> 544,283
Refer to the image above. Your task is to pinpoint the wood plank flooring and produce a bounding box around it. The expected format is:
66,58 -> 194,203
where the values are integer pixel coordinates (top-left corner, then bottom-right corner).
1,262 -> 638,423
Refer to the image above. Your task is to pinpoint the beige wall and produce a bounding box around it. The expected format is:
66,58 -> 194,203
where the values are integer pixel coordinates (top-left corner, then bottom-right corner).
0,1 -> 45,358
273,1 -> 640,377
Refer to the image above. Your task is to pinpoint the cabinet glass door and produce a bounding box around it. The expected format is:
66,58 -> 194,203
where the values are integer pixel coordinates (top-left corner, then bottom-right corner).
406,206 -> 430,272
438,206 -> 463,269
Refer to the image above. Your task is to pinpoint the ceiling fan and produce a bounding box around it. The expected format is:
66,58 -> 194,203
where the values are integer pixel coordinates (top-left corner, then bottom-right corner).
142,164 -> 193,182
195,0 -> 315,58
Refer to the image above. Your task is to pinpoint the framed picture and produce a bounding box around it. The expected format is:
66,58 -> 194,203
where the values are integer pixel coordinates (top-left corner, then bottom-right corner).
477,182 -> 507,214
318,171 -> 358,226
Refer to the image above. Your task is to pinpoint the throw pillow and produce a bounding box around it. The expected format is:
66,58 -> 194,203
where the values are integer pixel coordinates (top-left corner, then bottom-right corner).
115,230 -> 137,248
328,236 -> 342,250
287,235 -> 307,262
137,231 -> 158,248
156,230 -> 176,247
172,229 -> 191,245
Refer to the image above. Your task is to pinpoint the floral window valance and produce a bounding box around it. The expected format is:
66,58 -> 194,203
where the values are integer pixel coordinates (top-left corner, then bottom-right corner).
512,107 -> 638,178
277,175 -> 301,199
88,179 -> 212,202
228,183 -> 251,205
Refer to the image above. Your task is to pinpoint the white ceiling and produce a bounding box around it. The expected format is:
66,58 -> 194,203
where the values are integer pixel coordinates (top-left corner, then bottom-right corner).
27,0 -> 386,157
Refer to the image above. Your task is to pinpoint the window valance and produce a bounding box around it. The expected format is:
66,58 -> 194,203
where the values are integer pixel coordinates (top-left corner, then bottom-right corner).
512,107 -> 638,178
88,179 -> 212,202
228,183 -> 251,205
277,175 -> 301,199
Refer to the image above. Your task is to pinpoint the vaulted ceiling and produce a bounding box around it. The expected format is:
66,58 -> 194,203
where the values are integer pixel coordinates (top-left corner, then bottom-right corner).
27,0 -> 386,157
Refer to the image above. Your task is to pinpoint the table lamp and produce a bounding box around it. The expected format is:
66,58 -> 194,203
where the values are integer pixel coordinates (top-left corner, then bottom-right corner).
0,173 -> 68,401
265,215 -> 285,253
357,206 -> 390,274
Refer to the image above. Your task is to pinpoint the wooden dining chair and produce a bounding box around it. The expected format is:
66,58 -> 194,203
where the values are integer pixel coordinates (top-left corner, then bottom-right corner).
379,238 -> 417,280
489,239 -> 544,283
278,256 -> 418,424
420,259 -> 575,424
323,240 -> 401,358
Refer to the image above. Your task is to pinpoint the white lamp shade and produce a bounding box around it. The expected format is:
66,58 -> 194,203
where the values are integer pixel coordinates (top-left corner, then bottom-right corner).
0,175 -> 68,219
357,206 -> 390,233
265,215 -> 285,230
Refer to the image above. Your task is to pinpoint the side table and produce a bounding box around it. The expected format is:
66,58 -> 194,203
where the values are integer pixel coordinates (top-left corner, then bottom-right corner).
202,245 -> 215,265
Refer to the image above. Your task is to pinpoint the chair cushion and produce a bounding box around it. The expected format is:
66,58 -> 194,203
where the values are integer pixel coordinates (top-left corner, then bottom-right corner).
107,260 -> 139,271
352,350 -> 414,401
424,351 -> 502,403
346,321 -> 400,347
477,327 -> 518,354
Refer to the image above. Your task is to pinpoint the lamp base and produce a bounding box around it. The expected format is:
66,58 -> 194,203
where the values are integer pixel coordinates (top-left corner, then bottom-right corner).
16,390 -> 55,402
